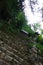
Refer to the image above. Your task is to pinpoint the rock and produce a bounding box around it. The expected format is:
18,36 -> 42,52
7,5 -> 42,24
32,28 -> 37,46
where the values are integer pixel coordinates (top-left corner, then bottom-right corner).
0,40 -> 4,44
1,53 -> 5,59
39,62 -> 42,65
5,55 -> 13,62
0,59 -> 10,65
32,45 -> 37,53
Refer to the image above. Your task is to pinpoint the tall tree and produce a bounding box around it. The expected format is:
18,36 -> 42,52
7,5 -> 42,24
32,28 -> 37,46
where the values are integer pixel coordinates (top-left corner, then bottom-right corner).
6,0 -> 27,30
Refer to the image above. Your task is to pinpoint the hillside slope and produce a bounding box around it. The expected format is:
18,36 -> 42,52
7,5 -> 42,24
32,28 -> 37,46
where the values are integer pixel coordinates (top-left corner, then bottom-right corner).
0,30 -> 43,65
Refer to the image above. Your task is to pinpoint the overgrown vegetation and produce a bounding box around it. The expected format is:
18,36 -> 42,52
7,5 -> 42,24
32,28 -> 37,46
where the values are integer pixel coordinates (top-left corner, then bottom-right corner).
36,35 -> 43,45
0,0 -> 43,55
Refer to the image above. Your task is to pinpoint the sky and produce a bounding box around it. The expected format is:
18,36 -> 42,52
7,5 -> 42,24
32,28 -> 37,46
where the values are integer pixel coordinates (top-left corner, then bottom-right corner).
23,0 -> 43,34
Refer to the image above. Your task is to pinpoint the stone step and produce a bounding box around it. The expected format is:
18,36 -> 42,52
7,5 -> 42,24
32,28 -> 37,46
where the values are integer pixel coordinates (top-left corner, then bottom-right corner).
0,35 -> 23,51
0,50 -> 21,64
0,31 -> 27,50
0,31 -> 19,42
0,42 -> 24,58
0,47 -> 29,65
0,39 -> 25,57
0,59 -> 10,65
0,45 -> 24,63
6,50 -> 23,63
0,37 -> 27,62
0,40 -> 4,44
0,31 -> 26,46
0,31 -> 29,65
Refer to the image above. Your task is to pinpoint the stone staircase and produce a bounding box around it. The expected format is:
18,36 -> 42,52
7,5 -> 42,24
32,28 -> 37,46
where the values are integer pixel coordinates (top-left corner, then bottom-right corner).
0,31 -> 29,65
0,31 -> 43,65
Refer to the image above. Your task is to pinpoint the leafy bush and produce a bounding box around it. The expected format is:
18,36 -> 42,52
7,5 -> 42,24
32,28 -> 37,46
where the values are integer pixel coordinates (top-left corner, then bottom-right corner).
36,35 -> 43,45
15,11 -> 27,30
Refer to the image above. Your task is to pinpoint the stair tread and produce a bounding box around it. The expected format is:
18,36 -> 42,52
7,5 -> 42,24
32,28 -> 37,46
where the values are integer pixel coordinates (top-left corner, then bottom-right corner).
0,31 -> 29,65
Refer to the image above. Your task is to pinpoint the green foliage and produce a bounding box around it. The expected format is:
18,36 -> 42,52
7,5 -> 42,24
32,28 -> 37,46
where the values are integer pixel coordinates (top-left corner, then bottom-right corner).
15,11 -> 27,30
36,35 -> 43,45
22,24 -> 34,33
7,0 -> 20,16
6,0 -> 27,30
22,24 -> 35,37
33,23 -> 41,32
6,0 -> 23,21
36,43 -> 43,51
41,30 -> 43,34
36,43 -> 43,56
0,0 -> 27,31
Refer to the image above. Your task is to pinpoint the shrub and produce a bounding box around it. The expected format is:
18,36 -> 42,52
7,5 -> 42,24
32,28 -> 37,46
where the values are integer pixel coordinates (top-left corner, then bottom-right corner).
36,35 -> 43,45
